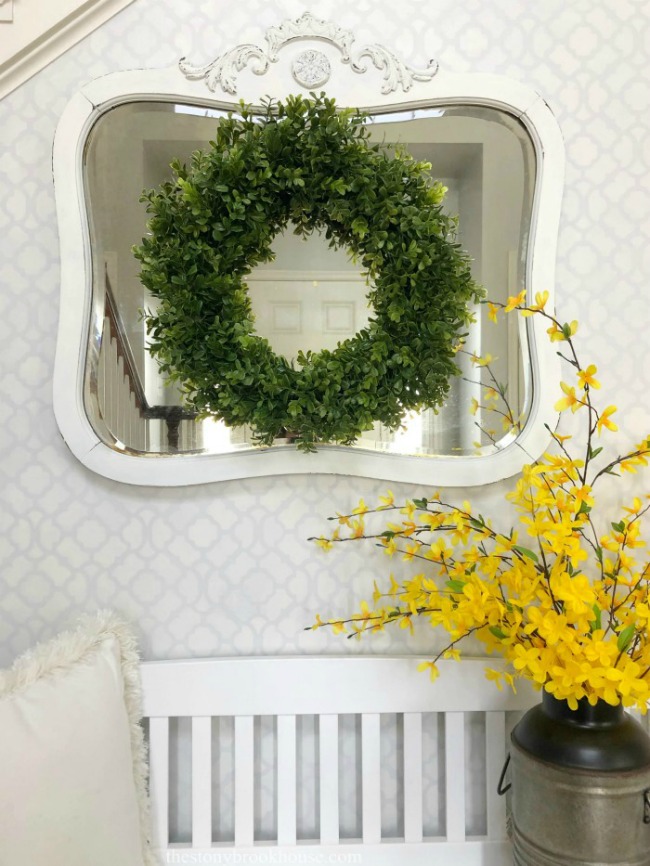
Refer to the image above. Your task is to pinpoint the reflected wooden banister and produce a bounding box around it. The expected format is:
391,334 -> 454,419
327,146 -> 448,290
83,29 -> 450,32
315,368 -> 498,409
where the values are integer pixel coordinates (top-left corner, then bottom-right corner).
102,269 -> 199,450
104,269 -> 147,413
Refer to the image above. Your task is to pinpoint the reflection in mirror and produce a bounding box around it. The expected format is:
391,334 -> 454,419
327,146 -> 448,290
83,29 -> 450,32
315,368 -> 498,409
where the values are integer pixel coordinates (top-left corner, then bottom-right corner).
83,101 -> 535,458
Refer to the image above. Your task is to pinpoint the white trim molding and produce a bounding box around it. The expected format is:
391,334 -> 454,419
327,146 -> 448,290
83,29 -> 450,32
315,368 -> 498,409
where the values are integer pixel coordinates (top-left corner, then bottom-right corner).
0,0 -> 137,101
0,1 -> 13,25
52,15 -> 565,487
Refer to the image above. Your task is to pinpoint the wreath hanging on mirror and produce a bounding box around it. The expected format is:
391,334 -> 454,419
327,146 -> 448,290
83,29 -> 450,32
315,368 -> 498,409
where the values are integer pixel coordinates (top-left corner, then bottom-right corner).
134,95 -> 482,451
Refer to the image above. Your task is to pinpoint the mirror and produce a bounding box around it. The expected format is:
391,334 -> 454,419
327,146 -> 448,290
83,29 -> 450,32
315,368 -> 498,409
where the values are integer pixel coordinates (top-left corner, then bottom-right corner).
82,101 -> 535,458
52,14 -> 564,486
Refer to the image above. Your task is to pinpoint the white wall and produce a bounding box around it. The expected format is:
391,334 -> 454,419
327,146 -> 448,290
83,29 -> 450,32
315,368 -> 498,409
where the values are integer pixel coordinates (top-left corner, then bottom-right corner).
1,0 -> 649,665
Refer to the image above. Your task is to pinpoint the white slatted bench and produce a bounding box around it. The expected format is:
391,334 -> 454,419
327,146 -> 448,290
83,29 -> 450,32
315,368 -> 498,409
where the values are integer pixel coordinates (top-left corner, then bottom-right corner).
140,656 -> 536,865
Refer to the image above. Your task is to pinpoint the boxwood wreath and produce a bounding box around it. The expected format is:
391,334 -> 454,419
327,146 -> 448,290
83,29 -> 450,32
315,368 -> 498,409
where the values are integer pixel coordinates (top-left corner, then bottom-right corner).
134,95 -> 482,451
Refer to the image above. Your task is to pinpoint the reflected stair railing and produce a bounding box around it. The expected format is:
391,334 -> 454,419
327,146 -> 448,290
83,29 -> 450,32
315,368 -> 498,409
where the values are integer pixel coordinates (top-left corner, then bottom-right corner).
98,269 -> 199,452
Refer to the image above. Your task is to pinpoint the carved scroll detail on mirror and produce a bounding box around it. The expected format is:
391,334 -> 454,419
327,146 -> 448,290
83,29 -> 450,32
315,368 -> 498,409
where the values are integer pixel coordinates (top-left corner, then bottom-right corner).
178,11 -> 438,95
52,16 -> 564,487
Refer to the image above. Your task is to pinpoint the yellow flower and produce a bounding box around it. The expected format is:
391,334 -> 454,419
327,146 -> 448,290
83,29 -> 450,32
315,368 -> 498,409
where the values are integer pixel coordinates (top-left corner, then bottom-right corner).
485,668 -> 506,690
403,541 -> 422,561
417,660 -> 440,682
570,485 -> 594,509
400,501 -> 416,519
330,620 -> 347,635
352,600 -> 373,623
504,289 -> 527,312
597,405 -> 618,434
314,536 -> 333,551
520,291 -> 549,316
388,574 -> 400,597
487,302 -> 499,323
443,648 -> 461,661
314,305 -> 650,712
470,352 -> 495,367
426,539 -> 451,562
547,320 -> 578,342
551,572 -> 595,614
577,364 -> 600,390
470,397 -> 479,416
554,381 -> 583,413
539,611 -> 571,645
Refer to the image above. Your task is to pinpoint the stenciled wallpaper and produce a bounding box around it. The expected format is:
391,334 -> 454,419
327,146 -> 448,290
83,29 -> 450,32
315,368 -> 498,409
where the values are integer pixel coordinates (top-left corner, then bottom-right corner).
1,0 -> 649,667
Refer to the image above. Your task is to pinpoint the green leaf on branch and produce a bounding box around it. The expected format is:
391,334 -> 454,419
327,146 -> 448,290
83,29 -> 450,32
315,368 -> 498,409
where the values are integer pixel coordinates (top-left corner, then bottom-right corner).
617,625 -> 636,652
513,545 -> 539,563
589,604 -> 601,633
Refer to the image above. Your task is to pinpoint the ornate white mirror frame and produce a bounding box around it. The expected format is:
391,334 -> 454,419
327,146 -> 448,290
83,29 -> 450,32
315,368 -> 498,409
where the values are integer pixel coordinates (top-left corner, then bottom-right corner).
52,13 -> 564,487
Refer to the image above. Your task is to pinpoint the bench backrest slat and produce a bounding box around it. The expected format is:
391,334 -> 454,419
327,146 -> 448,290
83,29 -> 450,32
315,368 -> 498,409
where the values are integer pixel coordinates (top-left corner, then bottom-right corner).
140,656 -> 535,858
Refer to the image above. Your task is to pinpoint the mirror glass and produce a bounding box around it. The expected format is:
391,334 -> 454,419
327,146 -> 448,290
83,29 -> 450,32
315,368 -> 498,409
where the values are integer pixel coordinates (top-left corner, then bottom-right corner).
82,100 -> 536,457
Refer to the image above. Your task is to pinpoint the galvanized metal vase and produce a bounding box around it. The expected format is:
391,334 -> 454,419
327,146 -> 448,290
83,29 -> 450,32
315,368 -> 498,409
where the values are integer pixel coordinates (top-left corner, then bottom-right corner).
506,691 -> 650,866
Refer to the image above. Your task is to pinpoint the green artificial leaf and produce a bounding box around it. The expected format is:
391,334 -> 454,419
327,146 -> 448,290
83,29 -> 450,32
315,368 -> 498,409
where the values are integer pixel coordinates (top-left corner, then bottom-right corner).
446,580 -> 466,594
617,625 -> 636,652
589,604 -> 601,633
132,94 -> 482,450
513,545 -> 539,563
489,626 -> 507,640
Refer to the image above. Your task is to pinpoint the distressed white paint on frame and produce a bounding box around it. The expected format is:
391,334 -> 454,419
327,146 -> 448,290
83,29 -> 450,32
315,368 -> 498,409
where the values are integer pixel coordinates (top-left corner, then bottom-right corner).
52,14 -> 565,488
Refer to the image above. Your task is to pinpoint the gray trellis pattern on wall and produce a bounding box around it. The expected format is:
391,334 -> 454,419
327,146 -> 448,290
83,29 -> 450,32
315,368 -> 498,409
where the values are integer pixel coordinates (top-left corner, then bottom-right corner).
1,0 -> 650,842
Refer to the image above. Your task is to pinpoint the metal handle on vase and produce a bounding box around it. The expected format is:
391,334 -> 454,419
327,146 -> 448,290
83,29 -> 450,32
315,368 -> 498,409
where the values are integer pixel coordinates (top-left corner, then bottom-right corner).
497,752 -> 512,796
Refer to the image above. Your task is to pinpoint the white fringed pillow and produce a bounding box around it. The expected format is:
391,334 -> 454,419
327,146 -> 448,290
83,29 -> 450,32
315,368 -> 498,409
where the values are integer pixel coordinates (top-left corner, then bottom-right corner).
0,613 -> 153,866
